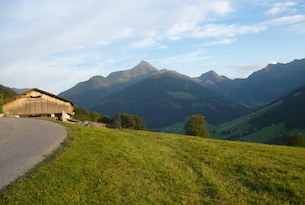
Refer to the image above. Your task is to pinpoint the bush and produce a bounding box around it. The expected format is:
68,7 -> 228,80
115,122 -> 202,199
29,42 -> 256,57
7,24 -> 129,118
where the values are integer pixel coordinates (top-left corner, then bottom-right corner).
74,107 -> 102,122
286,134 -> 305,147
184,115 -> 209,138
115,113 -> 146,130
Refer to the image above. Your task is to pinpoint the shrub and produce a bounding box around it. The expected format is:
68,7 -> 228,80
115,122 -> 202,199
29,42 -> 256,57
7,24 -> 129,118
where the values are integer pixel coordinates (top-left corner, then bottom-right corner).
184,114 -> 209,138
286,134 -> 305,147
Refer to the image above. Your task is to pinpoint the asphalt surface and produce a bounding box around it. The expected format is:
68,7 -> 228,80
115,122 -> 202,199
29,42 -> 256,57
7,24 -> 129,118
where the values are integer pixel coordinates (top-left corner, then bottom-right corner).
0,117 -> 67,190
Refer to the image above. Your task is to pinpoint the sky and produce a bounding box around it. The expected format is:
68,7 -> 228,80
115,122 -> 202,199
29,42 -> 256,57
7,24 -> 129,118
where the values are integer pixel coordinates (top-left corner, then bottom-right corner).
0,0 -> 305,94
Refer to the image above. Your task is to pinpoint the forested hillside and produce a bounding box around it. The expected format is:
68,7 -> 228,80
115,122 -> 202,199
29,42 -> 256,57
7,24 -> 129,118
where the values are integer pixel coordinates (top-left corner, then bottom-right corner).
0,85 -> 17,113
198,59 -> 305,106
212,84 -> 305,144
91,71 -> 250,128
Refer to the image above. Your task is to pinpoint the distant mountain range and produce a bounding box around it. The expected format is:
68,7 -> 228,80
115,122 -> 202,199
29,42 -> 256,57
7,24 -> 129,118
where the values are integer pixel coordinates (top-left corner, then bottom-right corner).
59,61 -> 251,128
197,59 -> 305,106
59,58 -> 305,129
90,71 -> 250,128
60,61 -> 160,107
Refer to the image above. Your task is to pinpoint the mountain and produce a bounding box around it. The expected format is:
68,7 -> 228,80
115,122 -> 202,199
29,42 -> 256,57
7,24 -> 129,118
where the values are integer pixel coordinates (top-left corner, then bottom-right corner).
196,70 -> 233,96
60,58 -> 305,130
59,61 -> 159,106
11,88 -> 31,94
198,59 -> 305,106
198,70 -> 229,83
90,71 -> 251,128
0,85 -> 17,113
0,85 -> 17,100
212,84 -> 305,144
106,60 -> 159,83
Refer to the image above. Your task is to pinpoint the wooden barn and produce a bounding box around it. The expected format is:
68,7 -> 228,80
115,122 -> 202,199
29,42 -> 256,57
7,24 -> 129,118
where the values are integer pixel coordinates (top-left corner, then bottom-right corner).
2,88 -> 74,121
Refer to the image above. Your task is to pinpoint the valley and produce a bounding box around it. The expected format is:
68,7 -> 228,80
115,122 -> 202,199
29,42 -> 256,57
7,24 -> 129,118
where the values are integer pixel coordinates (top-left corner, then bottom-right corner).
2,58 -> 305,145
57,58 -> 305,145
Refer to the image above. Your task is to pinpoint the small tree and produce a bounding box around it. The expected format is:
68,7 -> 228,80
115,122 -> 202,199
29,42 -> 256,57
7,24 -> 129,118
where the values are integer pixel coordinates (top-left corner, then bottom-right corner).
99,115 -> 115,128
286,134 -> 305,147
74,107 -> 91,121
90,111 -> 101,122
115,112 -> 145,130
134,115 -> 145,130
184,114 -> 209,137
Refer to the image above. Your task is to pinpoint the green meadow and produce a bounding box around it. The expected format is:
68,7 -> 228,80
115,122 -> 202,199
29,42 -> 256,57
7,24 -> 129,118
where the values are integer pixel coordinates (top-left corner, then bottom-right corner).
1,123 -> 305,204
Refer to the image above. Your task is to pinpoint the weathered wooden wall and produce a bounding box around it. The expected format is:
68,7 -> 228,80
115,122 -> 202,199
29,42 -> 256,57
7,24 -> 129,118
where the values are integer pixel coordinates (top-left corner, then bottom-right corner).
3,90 -> 74,116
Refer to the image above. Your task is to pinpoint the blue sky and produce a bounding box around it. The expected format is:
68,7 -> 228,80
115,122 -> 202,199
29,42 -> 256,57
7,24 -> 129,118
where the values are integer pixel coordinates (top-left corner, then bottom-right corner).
0,0 -> 305,94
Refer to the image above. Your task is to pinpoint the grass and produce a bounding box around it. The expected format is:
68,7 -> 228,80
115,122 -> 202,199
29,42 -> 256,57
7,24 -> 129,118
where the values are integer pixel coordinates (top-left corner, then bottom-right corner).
0,98 -> 4,113
211,107 -> 305,144
1,123 -> 305,204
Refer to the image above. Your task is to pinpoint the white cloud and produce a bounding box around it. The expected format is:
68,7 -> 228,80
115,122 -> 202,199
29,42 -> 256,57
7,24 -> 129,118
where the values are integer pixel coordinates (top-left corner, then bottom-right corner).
166,1 -> 233,40
265,14 -> 305,26
265,1 -> 298,15
192,24 -> 266,38
129,31 -> 166,48
158,49 -> 208,64
226,64 -> 267,79
0,1 -> 234,67
0,52 -> 107,94
200,38 -> 236,46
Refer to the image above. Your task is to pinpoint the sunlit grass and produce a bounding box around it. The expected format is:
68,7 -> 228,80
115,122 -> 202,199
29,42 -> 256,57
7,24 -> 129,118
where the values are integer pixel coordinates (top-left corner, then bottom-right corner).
1,123 -> 305,204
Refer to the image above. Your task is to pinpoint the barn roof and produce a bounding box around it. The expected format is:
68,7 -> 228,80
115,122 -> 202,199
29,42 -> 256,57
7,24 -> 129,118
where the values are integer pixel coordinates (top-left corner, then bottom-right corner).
3,88 -> 74,106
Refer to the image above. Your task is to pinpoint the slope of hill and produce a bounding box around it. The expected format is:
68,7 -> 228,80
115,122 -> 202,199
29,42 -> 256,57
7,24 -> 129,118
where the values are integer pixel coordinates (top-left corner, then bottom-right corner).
212,84 -> 305,144
59,61 -> 159,106
91,71 -> 251,128
198,59 -> 305,106
0,85 -> 17,113
196,70 -> 235,96
11,88 -> 30,94
1,124 -> 305,204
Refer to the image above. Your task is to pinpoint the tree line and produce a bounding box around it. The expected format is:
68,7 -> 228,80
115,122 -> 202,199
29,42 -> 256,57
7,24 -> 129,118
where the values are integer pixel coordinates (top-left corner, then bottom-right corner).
74,107 -> 210,137
74,107 -> 146,130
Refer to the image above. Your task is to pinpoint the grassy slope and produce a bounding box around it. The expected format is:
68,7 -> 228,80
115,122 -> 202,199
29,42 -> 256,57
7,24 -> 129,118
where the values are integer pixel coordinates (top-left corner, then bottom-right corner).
212,85 -> 305,144
211,100 -> 305,144
1,124 -> 305,204
0,98 -> 3,113
0,85 -> 17,114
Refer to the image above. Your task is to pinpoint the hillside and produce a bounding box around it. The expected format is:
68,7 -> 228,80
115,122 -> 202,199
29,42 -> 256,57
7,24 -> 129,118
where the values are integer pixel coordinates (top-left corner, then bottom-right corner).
212,84 -> 305,144
59,61 -> 159,107
0,85 -> 17,113
11,88 -> 30,94
90,71 -> 251,128
198,59 -> 305,106
1,123 -> 305,204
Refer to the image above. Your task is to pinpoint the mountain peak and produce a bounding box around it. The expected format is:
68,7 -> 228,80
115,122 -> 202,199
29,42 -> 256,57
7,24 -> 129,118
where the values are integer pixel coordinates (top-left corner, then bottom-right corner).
138,60 -> 151,66
199,70 -> 225,82
106,61 -> 159,83
133,60 -> 159,72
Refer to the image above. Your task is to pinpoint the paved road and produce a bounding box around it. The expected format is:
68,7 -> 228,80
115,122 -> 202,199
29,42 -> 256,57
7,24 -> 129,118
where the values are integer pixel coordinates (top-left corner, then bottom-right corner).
0,117 -> 67,190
